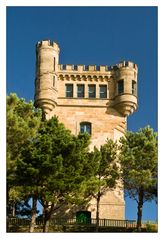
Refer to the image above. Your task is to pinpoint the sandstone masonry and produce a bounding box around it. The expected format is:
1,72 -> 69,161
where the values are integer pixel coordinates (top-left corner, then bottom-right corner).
34,40 -> 138,219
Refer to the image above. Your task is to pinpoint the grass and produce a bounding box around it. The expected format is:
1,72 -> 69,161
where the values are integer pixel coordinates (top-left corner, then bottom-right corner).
7,224 -> 158,233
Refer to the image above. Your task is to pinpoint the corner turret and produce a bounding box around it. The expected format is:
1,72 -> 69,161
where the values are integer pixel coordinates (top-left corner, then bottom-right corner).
34,40 -> 138,118
112,61 -> 138,116
34,40 -> 60,117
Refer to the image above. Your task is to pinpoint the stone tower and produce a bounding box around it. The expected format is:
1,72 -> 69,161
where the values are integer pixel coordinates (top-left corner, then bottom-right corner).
34,40 -> 138,219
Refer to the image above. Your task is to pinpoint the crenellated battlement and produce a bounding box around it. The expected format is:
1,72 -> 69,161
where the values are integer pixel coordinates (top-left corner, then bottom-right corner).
58,61 -> 138,73
36,40 -> 137,72
35,39 -> 138,117
116,61 -> 138,71
34,39 -> 138,220
36,40 -> 60,52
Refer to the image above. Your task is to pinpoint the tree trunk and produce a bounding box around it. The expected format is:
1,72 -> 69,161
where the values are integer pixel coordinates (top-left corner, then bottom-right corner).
29,195 -> 37,233
43,204 -> 54,233
137,188 -> 144,232
43,209 -> 51,233
43,216 -> 50,233
95,192 -> 101,232
12,202 -> 16,217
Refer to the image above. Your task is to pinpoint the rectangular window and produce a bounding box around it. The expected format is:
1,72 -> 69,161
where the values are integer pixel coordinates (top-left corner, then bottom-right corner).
88,85 -> 96,98
77,84 -> 84,98
99,85 -> 107,98
65,84 -> 73,98
118,80 -> 124,94
132,80 -> 137,95
80,122 -> 91,135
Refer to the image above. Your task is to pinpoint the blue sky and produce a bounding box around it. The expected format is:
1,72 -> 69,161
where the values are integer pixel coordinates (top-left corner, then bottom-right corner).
7,6 -> 157,221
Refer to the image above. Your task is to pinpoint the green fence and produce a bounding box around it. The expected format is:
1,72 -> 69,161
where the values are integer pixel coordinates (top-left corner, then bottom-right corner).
7,217 -> 136,228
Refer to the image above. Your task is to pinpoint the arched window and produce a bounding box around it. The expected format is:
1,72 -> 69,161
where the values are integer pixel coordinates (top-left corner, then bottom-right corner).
80,122 -> 92,135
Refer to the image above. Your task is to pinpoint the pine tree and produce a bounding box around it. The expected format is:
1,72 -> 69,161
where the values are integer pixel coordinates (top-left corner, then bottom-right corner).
119,126 -> 158,231
7,93 -> 41,220
15,117 -> 92,232
88,139 -> 120,231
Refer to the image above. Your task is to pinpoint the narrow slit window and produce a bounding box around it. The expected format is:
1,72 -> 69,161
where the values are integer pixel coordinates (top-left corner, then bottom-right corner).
65,84 -> 73,98
54,58 -> 56,71
132,80 -> 137,95
53,76 -> 55,87
118,80 -> 124,95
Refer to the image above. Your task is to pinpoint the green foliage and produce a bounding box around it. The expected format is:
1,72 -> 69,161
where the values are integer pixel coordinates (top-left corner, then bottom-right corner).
7,93 -> 42,217
7,94 -> 97,232
145,221 -> 158,232
89,139 -> 120,197
119,126 -> 157,230
9,107 -> 94,231
87,139 -> 120,231
119,126 -> 157,202
7,93 -> 42,172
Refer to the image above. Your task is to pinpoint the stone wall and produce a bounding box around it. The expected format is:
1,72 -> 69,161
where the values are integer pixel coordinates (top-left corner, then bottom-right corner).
34,40 -> 138,219
50,103 -> 126,219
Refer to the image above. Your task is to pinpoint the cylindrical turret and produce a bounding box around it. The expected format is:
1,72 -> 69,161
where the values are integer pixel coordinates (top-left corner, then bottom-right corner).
34,40 -> 60,117
112,61 -> 138,116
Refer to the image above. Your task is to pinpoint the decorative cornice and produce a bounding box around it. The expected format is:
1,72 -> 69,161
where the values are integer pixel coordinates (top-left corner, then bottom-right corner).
58,73 -> 111,82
